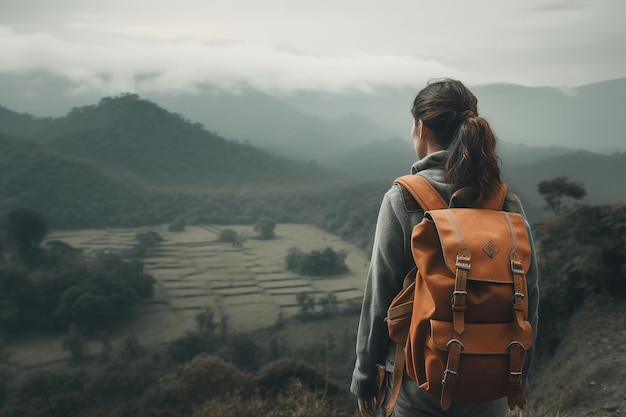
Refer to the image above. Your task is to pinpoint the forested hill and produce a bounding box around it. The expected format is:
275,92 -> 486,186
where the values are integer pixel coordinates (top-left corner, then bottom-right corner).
0,94 -> 334,188
502,150 -> 626,220
0,133 -> 165,228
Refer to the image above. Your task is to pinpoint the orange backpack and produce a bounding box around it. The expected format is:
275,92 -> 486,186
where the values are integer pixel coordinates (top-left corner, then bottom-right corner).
384,175 -> 533,414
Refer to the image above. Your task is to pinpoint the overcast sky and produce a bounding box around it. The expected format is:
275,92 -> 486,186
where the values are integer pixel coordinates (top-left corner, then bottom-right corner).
1,0 -> 624,95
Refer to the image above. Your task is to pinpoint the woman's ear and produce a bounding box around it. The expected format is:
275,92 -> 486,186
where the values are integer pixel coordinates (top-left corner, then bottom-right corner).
418,120 -> 430,139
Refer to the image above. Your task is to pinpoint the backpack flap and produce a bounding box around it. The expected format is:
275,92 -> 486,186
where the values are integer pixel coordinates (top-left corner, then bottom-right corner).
414,208 -> 531,284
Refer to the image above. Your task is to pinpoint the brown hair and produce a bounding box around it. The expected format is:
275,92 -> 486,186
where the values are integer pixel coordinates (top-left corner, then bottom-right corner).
411,78 -> 502,198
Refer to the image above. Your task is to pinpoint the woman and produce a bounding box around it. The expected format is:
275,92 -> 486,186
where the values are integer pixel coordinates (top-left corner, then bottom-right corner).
350,79 -> 539,417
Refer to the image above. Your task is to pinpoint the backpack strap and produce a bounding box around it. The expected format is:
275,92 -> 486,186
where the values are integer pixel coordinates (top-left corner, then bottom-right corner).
384,343 -> 406,417
396,175 -> 508,211
481,182 -> 508,210
394,175 -> 448,211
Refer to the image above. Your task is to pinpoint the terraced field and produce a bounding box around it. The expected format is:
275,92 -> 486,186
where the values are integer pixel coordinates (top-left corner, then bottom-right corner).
48,223 -> 369,345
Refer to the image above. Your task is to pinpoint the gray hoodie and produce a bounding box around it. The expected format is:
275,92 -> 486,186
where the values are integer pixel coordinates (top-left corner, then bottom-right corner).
350,150 -> 540,398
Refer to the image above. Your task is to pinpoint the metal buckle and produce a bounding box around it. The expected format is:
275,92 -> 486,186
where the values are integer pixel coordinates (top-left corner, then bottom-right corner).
456,255 -> 471,270
446,339 -> 465,351
510,260 -> 524,274
451,291 -> 467,306
511,292 -> 525,304
508,341 -> 526,351
442,369 -> 459,386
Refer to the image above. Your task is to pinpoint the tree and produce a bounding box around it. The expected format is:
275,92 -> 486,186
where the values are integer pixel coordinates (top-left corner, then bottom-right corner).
169,218 -> 186,232
218,229 -> 245,247
537,177 -> 586,215
135,230 -> 164,247
318,293 -> 338,317
286,247 -> 349,276
254,217 -> 276,239
295,292 -> 316,315
159,355 -> 245,411
5,207 -> 48,260
61,324 -> 88,362
195,307 -> 217,333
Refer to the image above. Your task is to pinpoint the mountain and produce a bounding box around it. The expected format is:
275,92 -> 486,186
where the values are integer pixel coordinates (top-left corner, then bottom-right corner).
324,137 -> 416,180
319,135 -> 594,181
277,78 -> 626,154
0,95 -> 335,188
322,138 -> 626,223
2,72 -> 624,157
145,88 -> 391,161
473,79 -> 626,153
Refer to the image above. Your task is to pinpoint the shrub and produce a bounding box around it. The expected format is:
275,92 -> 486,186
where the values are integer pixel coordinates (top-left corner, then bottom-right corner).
167,330 -> 216,363
254,217 -> 276,240
296,292 -> 316,315
159,355 -> 246,412
218,229 -> 245,247
286,246 -> 349,276
192,379 -> 341,417
168,218 -> 186,232
135,231 -> 164,248
535,202 -> 626,359
255,358 -> 327,397
119,334 -> 145,363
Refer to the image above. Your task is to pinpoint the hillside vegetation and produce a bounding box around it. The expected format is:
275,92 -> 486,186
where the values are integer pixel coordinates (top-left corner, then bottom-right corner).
1,95 -> 333,188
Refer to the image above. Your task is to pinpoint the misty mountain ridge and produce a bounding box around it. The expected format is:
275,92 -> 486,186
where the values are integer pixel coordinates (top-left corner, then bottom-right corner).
1,92 -> 624,232
145,87 -> 391,161
4,72 -> 623,160
276,77 -> 626,155
0,94 -> 335,188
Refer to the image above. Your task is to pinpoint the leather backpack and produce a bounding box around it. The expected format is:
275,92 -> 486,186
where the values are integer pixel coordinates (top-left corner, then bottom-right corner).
383,175 -> 533,414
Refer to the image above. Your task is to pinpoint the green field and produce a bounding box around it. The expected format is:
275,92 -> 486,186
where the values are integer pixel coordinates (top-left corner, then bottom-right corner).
5,223 -> 369,368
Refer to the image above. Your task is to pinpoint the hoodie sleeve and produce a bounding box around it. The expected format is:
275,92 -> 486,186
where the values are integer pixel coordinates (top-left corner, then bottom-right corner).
350,185 -> 421,398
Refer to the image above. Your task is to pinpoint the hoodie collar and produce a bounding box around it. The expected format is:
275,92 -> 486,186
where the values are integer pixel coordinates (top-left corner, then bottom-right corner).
410,150 -> 449,174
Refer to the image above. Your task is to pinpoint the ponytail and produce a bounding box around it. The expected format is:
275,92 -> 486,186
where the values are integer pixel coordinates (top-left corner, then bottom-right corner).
446,114 -> 502,198
411,79 -> 502,198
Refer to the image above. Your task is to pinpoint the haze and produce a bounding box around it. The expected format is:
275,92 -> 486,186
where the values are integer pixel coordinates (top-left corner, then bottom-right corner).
1,0 -> 625,96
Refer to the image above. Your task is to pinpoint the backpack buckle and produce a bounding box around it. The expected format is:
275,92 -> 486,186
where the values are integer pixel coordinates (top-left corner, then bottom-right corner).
451,291 -> 467,306
455,255 -> 471,270
442,369 -> 459,386
510,260 -> 524,275
445,339 -> 465,351
511,292 -> 525,304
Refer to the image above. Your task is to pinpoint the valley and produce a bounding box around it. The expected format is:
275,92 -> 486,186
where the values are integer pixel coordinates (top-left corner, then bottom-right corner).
4,223 -> 369,369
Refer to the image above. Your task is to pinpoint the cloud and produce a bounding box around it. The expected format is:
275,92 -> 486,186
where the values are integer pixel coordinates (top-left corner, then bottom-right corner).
1,0 -> 624,94
0,25 -> 463,95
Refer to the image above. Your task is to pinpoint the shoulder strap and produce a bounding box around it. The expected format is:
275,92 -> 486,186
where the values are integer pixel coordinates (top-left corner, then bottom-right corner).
396,175 -> 509,211
394,175 -> 448,211
482,182 -> 508,210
